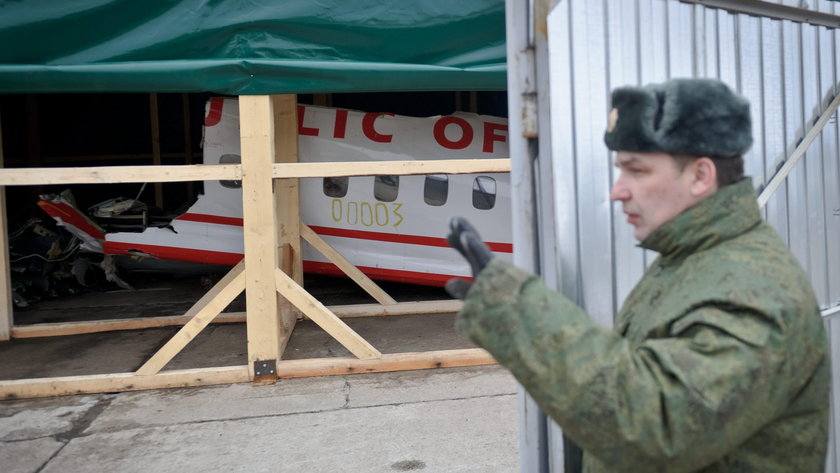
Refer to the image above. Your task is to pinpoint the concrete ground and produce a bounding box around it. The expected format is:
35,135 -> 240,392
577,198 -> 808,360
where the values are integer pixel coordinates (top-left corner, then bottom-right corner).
0,365 -> 519,473
0,273 -> 521,472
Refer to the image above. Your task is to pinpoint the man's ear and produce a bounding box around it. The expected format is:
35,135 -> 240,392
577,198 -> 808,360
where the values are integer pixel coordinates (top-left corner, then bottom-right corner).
689,157 -> 718,197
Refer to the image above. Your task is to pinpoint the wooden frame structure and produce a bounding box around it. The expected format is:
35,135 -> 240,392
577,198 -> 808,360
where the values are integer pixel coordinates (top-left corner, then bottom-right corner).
0,95 -> 509,399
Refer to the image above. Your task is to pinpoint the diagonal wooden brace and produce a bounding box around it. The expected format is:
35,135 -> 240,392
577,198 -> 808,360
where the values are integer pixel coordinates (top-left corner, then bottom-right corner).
275,267 -> 381,360
300,224 -> 397,306
135,261 -> 246,375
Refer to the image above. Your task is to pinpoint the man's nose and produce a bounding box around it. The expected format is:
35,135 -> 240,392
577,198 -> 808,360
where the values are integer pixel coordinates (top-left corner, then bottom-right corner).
610,181 -> 630,201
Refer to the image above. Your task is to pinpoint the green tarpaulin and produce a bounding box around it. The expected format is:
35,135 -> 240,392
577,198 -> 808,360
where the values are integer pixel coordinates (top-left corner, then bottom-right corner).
0,0 -> 506,94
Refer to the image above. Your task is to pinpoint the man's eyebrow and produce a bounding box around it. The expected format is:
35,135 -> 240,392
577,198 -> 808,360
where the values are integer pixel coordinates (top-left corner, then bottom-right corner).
614,156 -> 640,167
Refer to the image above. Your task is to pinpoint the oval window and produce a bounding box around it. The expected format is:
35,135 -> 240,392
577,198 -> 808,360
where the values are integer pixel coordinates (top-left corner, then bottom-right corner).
374,175 -> 399,202
472,176 -> 496,210
323,177 -> 349,198
424,174 -> 448,206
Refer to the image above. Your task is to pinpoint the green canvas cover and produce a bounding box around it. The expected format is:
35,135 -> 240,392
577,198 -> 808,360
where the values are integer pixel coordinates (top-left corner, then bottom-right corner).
0,0 -> 506,94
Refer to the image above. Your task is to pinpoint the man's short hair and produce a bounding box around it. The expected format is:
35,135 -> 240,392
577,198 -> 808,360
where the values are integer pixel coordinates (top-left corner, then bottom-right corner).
672,154 -> 745,188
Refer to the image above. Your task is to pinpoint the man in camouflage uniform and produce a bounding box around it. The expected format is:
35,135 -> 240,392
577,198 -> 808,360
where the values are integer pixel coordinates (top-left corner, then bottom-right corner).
446,78 -> 829,472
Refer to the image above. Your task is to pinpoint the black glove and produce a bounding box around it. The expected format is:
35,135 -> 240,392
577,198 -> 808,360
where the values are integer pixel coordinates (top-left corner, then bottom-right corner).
445,217 -> 494,299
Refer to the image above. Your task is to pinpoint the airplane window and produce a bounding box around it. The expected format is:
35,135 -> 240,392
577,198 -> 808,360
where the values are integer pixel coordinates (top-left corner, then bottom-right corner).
374,175 -> 399,202
219,154 -> 242,188
472,176 -> 496,210
323,177 -> 349,198
424,174 -> 448,206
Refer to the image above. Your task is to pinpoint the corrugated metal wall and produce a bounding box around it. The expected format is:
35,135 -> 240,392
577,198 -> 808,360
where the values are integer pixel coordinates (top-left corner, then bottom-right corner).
536,0 -> 840,470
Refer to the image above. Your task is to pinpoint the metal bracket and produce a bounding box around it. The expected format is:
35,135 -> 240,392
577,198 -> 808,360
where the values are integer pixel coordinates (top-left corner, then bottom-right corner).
253,360 -> 277,382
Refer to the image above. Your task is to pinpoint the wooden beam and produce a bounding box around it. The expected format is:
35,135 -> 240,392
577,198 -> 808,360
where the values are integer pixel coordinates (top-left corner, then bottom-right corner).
272,95 -> 303,284
9,300 -> 462,338
469,91 -> 478,113
277,348 -> 495,378
135,262 -> 246,376
301,224 -> 397,305
25,94 -> 44,199
273,95 -> 303,339
0,366 -> 250,400
182,93 -> 195,198
149,93 -> 164,208
275,268 -> 381,360
329,300 -> 461,318
0,158 -> 510,187
240,95 -> 284,377
0,114 -> 10,341
11,313 -> 246,338
0,349 -> 493,400
0,164 -> 240,186
272,158 -> 511,178
312,94 -> 330,106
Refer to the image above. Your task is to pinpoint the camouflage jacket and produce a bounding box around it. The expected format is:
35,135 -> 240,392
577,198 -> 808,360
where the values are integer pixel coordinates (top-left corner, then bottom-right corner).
457,179 -> 829,472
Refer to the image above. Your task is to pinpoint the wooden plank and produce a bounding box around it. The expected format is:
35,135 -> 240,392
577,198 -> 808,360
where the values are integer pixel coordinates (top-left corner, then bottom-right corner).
0,115 -> 10,341
11,313 -> 247,338
301,224 -> 397,305
273,95 -> 303,339
0,366 -> 250,400
0,349 -> 493,400
9,300 -> 461,338
0,164 -> 240,186
276,348 -> 495,378
25,95 -> 44,200
469,91 -> 478,113
149,92 -> 164,208
182,93 -> 195,198
329,300 -> 462,318
135,262 -> 246,375
312,94 -> 330,106
275,268 -> 381,360
0,158 -> 509,187
240,95 -> 283,376
272,158 -> 511,178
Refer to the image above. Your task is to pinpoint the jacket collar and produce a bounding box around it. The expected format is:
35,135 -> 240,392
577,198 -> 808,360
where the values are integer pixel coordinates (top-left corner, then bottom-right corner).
640,178 -> 761,265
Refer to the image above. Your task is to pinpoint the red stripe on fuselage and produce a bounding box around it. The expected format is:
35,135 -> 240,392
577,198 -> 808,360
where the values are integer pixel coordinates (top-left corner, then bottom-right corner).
176,213 -> 243,226
101,241 -> 459,287
175,213 -> 513,253
303,261 -> 458,287
102,241 -> 244,265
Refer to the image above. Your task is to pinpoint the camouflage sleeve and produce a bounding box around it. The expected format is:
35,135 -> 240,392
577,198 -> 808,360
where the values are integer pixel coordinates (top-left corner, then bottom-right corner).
458,259 -> 789,472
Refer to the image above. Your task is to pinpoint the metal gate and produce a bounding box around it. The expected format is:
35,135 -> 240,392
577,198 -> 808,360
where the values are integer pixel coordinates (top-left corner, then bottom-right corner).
506,0 -> 840,471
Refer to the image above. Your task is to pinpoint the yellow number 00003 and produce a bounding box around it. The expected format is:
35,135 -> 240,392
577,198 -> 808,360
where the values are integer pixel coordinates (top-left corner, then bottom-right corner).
331,199 -> 404,228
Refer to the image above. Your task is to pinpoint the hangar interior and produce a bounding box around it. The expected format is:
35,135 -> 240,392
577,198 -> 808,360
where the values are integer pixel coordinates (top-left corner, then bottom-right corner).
0,0 -> 510,398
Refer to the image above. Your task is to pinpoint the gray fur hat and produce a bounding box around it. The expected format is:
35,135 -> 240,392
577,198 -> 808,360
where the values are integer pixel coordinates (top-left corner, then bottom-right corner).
604,78 -> 752,157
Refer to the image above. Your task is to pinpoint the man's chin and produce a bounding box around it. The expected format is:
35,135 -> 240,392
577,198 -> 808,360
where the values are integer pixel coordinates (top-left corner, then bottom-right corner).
633,228 -> 649,241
